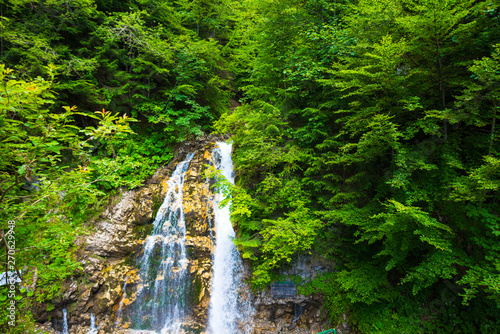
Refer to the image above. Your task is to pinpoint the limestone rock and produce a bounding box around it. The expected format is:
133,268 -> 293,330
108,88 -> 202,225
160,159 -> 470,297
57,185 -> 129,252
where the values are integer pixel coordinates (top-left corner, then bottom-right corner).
85,191 -> 142,258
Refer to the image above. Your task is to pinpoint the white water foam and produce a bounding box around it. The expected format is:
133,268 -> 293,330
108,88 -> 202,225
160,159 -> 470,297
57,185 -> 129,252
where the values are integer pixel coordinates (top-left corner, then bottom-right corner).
61,308 -> 69,334
88,313 -> 98,334
131,152 -> 195,332
208,142 -> 254,334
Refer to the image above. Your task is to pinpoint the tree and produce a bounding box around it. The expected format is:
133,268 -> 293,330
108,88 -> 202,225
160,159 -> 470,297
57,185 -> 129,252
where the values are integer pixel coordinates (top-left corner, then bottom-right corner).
0,64 -> 134,332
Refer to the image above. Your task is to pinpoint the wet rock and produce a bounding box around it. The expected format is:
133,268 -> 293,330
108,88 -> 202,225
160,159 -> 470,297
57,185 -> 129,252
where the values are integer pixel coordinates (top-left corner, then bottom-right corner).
249,256 -> 335,333
181,143 -> 218,324
35,321 -> 58,334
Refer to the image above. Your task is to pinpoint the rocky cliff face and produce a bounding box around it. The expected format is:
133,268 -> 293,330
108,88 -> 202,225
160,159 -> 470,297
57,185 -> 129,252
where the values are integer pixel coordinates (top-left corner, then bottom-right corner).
249,256 -> 336,334
183,147 -> 217,325
36,136 -> 339,334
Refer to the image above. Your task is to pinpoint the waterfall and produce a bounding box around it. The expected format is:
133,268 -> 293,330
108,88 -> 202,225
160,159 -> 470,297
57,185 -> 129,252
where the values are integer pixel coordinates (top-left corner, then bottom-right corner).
131,152 -> 195,332
208,142 -> 254,333
88,313 -> 98,334
61,308 -> 69,334
115,278 -> 128,327
291,303 -> 304,327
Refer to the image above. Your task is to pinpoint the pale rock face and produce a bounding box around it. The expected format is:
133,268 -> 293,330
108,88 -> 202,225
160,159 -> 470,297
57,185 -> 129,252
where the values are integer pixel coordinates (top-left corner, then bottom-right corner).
85,188 -> 156,258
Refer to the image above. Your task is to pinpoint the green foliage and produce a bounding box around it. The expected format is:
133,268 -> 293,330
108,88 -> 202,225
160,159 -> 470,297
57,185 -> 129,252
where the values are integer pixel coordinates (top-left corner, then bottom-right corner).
1,0 -> 233,146
0,65 -> 135,332
253,207 -> 322,287
221,0 -> 500,332
2,0 -> 500,331
0,0 -> 237,328
133,98 -> 211,142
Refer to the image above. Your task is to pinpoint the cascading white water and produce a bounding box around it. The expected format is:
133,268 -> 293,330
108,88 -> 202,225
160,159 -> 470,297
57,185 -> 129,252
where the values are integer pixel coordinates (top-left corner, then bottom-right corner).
208,142 -> 254,334
131,153 -> 195,332
291,304 -> 304,326
61,308 -> 69,334
88,313 -> 98,334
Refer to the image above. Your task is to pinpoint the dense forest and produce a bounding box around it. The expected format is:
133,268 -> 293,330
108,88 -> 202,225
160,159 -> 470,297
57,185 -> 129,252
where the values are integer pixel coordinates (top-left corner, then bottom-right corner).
1,0 -> 499,333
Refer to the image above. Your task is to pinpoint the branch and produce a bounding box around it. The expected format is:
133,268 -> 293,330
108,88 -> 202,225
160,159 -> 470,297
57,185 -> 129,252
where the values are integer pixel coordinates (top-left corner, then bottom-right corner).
0,246 -> 38,258
0,173 -> 19,205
